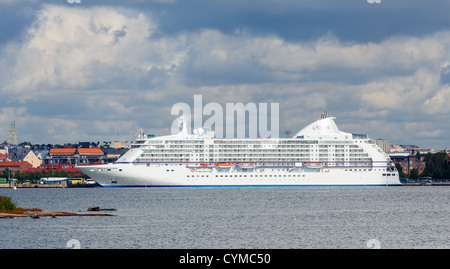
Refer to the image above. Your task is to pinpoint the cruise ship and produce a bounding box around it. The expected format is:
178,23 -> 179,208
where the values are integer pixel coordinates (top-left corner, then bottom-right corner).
76,114 -> 401,187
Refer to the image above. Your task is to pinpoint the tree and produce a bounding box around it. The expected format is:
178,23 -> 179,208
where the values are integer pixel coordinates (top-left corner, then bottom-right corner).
0,195 -> 16,211
395,163 -> 406,178
422,152 -> 449,179
1,168 -> 11,179
409,168 -> 419,180
14,170 -> 22,182
416,151 -> 421,160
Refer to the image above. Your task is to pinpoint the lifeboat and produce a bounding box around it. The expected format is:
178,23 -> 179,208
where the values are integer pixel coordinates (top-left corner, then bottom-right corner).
237,162 -> 256,168
216,163 -> 232,167
304,162 -> 323,168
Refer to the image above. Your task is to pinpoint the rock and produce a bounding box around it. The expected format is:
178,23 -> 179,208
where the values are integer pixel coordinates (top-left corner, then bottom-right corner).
1,208 -> 115,218
88,206 -> 116,212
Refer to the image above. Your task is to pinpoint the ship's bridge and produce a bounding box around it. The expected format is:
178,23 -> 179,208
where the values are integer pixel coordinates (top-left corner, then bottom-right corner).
293,116 -> 352,140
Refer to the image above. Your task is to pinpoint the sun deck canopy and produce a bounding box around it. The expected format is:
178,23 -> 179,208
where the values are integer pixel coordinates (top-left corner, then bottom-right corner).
293,117 -> 352,140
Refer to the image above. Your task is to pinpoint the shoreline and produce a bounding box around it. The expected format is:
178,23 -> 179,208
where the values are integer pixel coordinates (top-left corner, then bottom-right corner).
0,207 -> 115,218
2,181 -> 450,188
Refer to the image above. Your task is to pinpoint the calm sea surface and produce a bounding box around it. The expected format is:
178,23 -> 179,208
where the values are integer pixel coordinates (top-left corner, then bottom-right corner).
0,186 -> 449,249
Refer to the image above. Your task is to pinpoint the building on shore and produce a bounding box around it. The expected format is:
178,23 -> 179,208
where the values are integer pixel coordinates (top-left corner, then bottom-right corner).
375,138 -> 390,153
390,153 -> 426,176
0,161 -> 33,174
6,121 -> 18,145
43,147 -> 111,167
5,147 -> 42,168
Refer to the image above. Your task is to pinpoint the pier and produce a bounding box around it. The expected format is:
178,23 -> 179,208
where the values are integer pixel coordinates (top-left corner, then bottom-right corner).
0,182 -> 98,188
0,183 -> 65,188
402,182 -> 450,186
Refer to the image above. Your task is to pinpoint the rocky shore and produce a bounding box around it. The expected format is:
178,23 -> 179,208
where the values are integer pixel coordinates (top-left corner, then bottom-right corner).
0,207 -> 116,218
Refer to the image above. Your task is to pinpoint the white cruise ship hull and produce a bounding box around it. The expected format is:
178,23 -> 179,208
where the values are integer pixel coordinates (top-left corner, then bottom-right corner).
77,163 -> 402,187
77,115 -> 402,187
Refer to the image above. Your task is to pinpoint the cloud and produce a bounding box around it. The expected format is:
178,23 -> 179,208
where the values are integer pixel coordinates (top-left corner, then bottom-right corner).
2,5 -> 156,96
1,3 -> 450,148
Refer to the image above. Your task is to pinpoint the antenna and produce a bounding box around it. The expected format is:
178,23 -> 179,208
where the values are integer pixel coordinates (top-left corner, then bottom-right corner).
321,112 -> 328,119
284,130 -> 291,138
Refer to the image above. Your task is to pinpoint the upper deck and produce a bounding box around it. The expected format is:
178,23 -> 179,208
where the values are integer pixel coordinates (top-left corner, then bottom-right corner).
118,115 -> 391,168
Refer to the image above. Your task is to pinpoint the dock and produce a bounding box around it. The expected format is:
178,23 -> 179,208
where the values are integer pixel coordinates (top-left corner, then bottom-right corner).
401,182 -> 450,186
0,182 -> 98,188
0,183 -> 65,188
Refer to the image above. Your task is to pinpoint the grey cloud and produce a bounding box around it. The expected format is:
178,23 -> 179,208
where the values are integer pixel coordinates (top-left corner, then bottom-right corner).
1,2 -> 450,148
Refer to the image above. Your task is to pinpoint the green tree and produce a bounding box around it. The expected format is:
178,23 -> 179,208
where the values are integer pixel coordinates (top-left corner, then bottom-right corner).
0,195 -> 16,211
59,169 -> 68,178
38,168 -> 47,180
14,170 -> 22,182
395,163 -> 406,178
416,151 -> 421,159
409,168 -> 419,180
1,168 -> 11,179
422,152 -> 449,179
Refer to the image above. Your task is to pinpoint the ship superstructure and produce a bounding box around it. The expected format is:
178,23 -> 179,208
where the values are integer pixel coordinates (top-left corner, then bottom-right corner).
76,114 -> 401,187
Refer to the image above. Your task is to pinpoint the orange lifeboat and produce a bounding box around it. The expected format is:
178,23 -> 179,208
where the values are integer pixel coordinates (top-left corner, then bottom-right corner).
216,163 -> 232,167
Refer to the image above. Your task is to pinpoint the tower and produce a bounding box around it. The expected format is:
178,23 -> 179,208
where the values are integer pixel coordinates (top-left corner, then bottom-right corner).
6,121 -> 18,145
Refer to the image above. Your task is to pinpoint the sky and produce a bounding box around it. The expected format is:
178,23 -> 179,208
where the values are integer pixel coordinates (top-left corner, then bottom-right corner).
0,0 -> 450,149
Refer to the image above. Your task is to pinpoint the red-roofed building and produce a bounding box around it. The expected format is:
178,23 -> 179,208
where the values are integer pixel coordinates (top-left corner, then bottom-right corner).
0,153 -> 8,162
24,165 -> 81,174
44,147 -> 106,166
77,148 -> 104,155
0,161 -> 33,173
49,148 -> 77,155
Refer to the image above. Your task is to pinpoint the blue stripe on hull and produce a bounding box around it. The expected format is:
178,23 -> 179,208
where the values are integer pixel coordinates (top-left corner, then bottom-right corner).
99,184 -> 403,188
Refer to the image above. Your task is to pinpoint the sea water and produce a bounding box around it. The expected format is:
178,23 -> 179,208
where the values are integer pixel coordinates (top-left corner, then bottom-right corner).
0,186 -> 449,249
